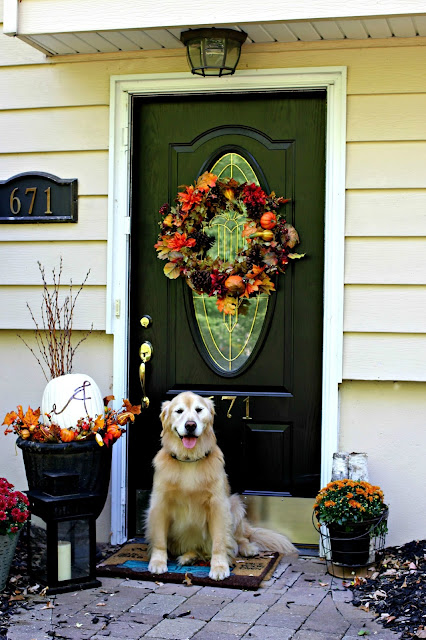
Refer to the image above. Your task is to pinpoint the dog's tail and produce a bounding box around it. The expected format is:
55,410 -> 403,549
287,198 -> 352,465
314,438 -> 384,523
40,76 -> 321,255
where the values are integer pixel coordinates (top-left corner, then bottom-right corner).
248,526 -> 298,556
230,494 -> 298,556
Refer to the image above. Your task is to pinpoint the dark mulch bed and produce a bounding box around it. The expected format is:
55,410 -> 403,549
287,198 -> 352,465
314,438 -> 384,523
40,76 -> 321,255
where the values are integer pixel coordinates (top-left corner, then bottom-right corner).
351,539 -> 426,639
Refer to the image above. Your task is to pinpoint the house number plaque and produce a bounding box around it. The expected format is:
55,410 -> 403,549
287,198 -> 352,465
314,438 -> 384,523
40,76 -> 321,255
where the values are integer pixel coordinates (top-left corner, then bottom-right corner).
0,172 -> 77,223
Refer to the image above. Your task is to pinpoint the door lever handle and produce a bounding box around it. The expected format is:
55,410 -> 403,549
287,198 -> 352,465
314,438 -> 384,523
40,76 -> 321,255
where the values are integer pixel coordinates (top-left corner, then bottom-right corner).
139,341 -> 153,408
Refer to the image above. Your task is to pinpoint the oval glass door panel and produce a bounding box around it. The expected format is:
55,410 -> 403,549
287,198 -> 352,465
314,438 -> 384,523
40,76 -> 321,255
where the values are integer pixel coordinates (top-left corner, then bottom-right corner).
192,152 -> 269,375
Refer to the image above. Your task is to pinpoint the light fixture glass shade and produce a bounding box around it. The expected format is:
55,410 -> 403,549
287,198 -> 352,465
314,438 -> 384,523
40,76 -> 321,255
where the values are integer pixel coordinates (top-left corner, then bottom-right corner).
181,28 -> 247,76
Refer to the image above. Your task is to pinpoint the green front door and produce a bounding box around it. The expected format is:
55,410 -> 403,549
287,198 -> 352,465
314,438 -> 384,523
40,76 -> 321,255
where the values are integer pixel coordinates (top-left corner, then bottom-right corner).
128,91 -> 326,544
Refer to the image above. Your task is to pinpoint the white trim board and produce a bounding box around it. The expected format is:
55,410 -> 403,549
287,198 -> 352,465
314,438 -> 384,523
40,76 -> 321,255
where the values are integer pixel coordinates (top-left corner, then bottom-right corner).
107,67 -> 347,544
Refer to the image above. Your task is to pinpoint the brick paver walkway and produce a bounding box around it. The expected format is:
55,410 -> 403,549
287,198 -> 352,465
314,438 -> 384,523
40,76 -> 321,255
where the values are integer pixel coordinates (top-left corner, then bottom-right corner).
6,556 -> 402,640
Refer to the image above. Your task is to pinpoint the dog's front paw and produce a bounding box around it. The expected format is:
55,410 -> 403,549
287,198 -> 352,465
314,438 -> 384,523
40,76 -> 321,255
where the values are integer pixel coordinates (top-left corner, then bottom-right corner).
209,556 -> 230,581
148,549 -> 168,575
148,558 -> 168,574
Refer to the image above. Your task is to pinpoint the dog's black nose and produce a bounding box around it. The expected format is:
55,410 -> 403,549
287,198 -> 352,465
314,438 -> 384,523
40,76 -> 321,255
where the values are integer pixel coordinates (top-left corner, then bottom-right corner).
185,421 -> 197,433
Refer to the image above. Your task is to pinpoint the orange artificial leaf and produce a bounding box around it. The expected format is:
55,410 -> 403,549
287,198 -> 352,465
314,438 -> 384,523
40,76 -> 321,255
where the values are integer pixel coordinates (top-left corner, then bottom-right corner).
196,172 -> 217,192
216,296 -> 237,315
2,411 -> 18,426
164,262 -> 181,280
246,265 -> 265,278
242,278 -> 263,298
23,406 -> 40,428
242,222 -> 258,238
103,395 -> 115,406
258,275 -> 276,295
123,399 -> 142,415
93,416 -> 105,432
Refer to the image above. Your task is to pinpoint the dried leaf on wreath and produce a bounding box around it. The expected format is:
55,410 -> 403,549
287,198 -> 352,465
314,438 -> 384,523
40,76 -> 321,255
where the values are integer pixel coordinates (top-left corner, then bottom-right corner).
258,275 -> 276,295
216,296 -> 237,315
157,248 -> 172,260
263,252 -> 278,267
163,262 -> 181,280
288,253 -> 306,260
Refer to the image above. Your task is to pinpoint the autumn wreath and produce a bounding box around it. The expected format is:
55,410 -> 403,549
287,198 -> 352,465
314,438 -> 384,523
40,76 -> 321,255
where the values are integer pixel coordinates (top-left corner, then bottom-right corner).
154,172 -> 304,315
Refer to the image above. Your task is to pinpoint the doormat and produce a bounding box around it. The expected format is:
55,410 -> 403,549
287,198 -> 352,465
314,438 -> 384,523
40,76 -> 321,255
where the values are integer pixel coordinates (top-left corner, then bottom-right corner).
96,542 -> 282,590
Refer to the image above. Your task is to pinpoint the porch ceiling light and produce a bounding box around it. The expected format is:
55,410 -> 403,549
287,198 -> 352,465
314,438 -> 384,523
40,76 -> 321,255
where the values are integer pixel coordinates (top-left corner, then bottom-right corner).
180,28 -> 247,77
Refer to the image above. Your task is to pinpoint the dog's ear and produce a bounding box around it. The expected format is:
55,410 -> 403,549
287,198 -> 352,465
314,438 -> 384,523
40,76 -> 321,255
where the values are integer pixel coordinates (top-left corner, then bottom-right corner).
159,400 -> 171,437
203,396 -> 215,417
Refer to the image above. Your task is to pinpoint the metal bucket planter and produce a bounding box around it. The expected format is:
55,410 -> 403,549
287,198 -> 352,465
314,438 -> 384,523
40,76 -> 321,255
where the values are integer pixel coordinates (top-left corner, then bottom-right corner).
327,521 -> 376,566
0,532 -> 19,591
314,509 -> 388,576
17,438 -> 112,518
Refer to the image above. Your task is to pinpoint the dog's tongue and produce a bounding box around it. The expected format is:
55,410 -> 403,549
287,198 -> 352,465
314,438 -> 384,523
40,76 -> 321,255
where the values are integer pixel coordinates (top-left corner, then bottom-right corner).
182,437 -> 197,449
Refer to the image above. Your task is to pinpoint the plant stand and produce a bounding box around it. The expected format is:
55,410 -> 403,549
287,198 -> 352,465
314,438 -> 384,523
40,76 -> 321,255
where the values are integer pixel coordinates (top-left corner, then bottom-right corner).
313,510 -> 388,578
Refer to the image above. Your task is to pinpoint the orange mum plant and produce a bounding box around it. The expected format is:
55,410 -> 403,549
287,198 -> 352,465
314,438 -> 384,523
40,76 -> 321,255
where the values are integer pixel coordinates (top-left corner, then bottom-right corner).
313,479 -> 388,533
3,397 -> 141,447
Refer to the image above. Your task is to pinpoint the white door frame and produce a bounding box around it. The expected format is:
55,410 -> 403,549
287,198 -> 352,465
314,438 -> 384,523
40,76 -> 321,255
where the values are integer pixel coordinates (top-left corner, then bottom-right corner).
107,67 -> 347,544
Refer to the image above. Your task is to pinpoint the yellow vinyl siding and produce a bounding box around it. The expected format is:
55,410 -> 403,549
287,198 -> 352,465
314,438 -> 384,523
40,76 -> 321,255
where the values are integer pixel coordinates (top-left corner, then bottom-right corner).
0,286 -> 106,330
0,151 -> 108,194
347,94 -> 426,141
344,286 -> 426,333
0,196 -> 108,241
345,238 -> 426,285
343,334 -> 426,382
345,190 -> 426,236
0,106 -> 109,152
0,242 -> 106,284
0,36 -> 426,378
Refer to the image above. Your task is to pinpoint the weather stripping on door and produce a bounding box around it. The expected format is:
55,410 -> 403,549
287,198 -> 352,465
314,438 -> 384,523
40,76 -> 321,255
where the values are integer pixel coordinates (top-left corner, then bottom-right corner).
139,341 -> 153,409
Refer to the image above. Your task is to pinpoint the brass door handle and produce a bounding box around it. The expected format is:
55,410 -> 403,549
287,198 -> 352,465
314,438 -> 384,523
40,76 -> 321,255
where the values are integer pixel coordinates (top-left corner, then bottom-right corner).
139,341 -> 153,408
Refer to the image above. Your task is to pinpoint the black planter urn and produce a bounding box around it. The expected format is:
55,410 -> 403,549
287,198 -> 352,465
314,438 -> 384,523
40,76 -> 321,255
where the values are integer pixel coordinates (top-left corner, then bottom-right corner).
17,438 -> 112,518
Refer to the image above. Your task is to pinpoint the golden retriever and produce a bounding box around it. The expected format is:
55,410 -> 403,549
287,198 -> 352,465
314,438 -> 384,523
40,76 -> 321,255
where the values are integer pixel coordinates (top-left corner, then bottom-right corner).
146,391 -> 297,581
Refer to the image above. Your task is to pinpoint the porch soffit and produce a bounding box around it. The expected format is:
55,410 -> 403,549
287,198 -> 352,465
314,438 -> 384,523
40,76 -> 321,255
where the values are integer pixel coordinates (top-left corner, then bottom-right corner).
2,0 -> 426,57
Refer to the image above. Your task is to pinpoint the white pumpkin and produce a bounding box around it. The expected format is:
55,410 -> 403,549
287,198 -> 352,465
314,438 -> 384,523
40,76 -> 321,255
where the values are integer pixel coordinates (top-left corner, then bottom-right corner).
42,373 -> 104,430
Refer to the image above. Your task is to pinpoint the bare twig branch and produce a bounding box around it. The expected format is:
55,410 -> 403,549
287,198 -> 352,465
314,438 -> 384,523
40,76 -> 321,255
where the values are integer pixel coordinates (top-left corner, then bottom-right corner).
19,259 -> 92,379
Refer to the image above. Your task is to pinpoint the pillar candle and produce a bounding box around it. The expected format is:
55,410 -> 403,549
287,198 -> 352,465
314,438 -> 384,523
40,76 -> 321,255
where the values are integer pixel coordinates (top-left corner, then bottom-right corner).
57,540 -> 72,581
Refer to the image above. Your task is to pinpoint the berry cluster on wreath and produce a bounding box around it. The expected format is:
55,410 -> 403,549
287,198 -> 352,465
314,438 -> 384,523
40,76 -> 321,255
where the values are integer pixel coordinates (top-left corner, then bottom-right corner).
154,172 -> 304,315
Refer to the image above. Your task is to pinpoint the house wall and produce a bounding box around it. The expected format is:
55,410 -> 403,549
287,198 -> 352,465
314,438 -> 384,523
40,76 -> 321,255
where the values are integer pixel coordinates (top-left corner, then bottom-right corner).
1,16 -> 425,544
